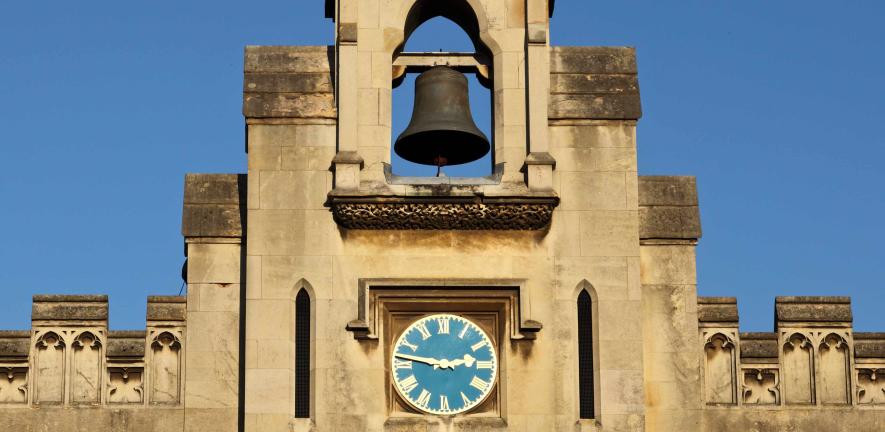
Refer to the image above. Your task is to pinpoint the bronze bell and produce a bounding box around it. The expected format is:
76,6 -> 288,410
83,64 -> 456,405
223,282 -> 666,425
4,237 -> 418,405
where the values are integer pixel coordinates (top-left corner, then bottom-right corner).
394,66 -> 490,167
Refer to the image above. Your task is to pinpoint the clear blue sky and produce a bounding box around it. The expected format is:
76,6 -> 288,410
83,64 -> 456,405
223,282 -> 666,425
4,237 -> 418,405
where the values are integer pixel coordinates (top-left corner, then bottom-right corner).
1,1 -> 883,332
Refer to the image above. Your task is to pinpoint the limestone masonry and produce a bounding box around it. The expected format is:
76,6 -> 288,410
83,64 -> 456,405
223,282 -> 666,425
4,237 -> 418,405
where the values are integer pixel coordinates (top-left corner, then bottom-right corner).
1,1 -> 883,431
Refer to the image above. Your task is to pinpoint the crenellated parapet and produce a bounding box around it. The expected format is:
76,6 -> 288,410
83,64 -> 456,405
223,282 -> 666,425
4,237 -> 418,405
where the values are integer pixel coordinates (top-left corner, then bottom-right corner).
0,295 -> 185,408
698,296 -> 885,409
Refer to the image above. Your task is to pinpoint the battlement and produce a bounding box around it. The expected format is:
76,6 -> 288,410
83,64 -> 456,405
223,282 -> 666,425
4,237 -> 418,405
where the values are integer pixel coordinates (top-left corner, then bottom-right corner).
0,295 -> 185,407
697,296 -> 885,407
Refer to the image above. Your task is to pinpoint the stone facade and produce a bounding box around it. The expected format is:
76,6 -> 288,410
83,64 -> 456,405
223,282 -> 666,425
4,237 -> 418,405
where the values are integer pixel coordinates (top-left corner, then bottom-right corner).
1,1 -> 883,431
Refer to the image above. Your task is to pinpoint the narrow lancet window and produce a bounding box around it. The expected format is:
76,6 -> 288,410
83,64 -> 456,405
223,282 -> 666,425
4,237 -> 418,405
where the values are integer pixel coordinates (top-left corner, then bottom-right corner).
295,289 -> 311,418
578,290 -> 595,419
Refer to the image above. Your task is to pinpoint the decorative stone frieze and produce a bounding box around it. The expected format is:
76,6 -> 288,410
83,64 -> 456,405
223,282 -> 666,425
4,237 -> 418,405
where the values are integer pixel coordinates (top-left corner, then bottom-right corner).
328,196 -> 558,230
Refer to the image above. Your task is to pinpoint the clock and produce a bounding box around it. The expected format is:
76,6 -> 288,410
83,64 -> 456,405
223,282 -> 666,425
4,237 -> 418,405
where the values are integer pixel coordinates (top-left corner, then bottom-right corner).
391,313 -> 498,415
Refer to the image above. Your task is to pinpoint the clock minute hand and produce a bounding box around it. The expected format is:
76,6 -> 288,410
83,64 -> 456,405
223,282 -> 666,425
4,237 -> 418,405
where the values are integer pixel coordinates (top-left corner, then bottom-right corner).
395,353 -> 441,367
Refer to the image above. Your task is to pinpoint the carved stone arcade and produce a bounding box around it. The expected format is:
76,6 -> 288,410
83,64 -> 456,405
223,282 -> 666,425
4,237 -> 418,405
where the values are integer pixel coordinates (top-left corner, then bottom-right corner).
0,295 -> 187,409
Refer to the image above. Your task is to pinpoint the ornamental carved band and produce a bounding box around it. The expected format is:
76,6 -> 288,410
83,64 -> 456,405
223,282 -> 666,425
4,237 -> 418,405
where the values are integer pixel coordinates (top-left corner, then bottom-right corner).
330,202 -> 556,230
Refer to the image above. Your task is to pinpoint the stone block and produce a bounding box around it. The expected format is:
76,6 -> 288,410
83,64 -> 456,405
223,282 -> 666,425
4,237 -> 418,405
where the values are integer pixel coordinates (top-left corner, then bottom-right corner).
697,297 -> 738,325
243,72 -> 334,93
247,145 -> 281,171
182,174 -> 245,238
639,245 -> 697,285
549,123 -> 636,149
186,243 -> 241,284
579,210 -> 639,257
244,46 -> 333,73
195,284 -> 240,312
0,330 -> 30,360
639,206 -> 702,241
258,170 -> 329,210
559,171 -> 628,211
147,296 -> 187,322
246,300 -> 293,341
107,330 -> 146,358
549,93 -> 642,120
184,173 -> 242,204
243,92 -> 336,119
740,332 -> 778,361
261,255 -> 332,300
550,73 -> 639,94
854,333 -> 885,358
775,296 -> 852,325
281,145 -> 336,172
550,47 -> 638,74
31,295 -> 108,322
638,176 -> 698,207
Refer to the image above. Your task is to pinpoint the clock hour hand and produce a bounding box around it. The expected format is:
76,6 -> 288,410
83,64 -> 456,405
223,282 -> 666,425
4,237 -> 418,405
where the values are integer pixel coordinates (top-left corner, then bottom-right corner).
445,354 -> 476,369
394,353 -> 441,367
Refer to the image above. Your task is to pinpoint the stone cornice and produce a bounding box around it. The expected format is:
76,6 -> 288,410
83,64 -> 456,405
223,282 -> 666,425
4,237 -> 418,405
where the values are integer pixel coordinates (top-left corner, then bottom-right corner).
327,194 -> 559,230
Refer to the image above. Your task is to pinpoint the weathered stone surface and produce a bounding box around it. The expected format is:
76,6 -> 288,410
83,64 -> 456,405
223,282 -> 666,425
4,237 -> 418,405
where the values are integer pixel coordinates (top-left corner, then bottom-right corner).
697,297 -> 738,324
775,296 -> 852,324
243,92 -> 337,119
0,408 -> 185,432
243,46 -> 336,119
638,176 -> 699,207
740,333 -> 778,360
183,174 -> 241,205
550,47 -> 638,74
107,331 -> 146,358
32,295 -> 108,322
244,72 -> 333,93
639,207 -> 702,240
182,174 -> 244,238
550,73 -> 639,94
244,46 -> 333,73
549,93 -> 642,120
0,330 -> 29,359
147,296 -> 186,322
549,47 -> 641,120
638,176 -> 701,240
854,333 -> 885,358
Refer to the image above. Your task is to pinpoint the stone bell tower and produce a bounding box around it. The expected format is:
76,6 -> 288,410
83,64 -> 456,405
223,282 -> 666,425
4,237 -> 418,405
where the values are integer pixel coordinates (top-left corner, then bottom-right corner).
3,1 -> 885,431
241,0 -> 649,430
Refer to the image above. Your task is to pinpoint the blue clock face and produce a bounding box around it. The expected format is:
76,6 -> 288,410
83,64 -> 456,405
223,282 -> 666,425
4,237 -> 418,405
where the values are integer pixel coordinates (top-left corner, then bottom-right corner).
391,314 -> 498,415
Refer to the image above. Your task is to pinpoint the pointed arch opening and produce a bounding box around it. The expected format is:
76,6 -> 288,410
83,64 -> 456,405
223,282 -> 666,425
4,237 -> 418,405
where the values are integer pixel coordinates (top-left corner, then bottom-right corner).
577,284 -> 597,419
294,288 -> 311,418
390,0 -> 495,179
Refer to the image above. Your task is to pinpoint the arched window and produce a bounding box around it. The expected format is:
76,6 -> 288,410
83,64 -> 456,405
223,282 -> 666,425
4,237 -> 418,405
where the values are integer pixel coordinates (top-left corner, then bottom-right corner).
295,288 -> 311,418
577,289 -> 595,419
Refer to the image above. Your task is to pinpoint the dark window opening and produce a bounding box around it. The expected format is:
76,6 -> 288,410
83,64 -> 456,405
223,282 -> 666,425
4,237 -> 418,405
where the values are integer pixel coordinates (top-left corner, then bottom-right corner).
578,290 -> 595,419
295,289 -> 311,418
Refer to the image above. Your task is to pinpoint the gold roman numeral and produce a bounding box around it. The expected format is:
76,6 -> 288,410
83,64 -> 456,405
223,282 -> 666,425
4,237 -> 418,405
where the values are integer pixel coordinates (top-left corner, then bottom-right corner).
415,322 -> 432,340
458,325 -> 469,339
393,358 -> 412,370
436,317 -> 450,334
440,394 -> 449,411
398,375 -> 418,393
400,339 -> 418,352
471,340 -> 489,352
476,360 -> 494,369
415,389 -> 431,407
470,376 -> 490,392
460,391 -> 471,406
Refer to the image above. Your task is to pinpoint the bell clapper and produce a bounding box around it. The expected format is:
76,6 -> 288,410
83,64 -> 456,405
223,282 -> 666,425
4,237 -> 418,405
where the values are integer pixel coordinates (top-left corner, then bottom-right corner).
433,156 -> 448,177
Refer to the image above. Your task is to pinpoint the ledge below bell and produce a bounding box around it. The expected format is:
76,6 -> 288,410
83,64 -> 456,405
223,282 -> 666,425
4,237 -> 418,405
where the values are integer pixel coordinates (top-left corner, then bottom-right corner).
327,194 -> 559,230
